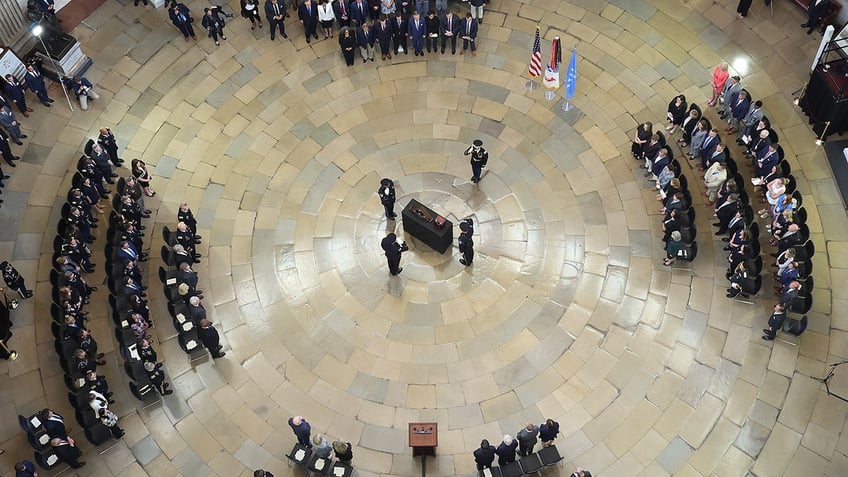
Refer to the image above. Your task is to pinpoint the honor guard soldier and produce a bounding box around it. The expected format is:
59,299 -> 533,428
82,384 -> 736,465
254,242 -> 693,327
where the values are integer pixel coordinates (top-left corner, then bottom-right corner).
378,178 -> 397,220
458,218 -> 474,266
464,139 -> 488,183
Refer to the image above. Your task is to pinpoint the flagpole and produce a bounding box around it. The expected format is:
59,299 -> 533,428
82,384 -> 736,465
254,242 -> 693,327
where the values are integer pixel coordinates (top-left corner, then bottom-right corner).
527,25 -> 542,91
563,46 -> 577,111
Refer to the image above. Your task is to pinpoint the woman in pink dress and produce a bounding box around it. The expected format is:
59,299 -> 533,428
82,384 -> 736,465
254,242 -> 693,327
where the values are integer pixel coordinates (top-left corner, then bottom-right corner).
708,63 -> 729,106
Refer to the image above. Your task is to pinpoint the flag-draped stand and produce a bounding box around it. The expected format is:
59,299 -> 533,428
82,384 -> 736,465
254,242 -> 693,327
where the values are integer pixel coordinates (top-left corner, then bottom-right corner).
563,48 -> 578,111
526,26 -> 543,91
543,36 -> 561,101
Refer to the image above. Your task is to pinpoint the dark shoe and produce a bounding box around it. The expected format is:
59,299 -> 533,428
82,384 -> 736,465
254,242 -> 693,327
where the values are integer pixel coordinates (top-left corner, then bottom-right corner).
72,462 -> 86,469
96,360 -> 107,365
761,335 -> 774,341
96,353 -> 105,359
20,135 -> 26,138
393,267 -> 403,275
5,161 -> 14,167
460,259 -> 468,266
388,215 -> 395,220
213,352 -> 226,358
163,389 -> 173,395
14,141 -> 22,145
721,238 -> 730,242
801,23 -> 809,27
282,33 -> 288,38
807,27 -> 814,34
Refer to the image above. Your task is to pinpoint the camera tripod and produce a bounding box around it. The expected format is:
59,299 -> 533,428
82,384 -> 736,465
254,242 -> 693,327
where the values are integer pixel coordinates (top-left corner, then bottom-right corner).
814,360 -> 848,404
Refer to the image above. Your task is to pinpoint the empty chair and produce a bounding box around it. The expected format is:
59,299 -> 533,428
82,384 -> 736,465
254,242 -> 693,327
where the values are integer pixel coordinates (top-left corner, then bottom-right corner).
670,159 -> 681,177
19,413 -> 44,435
518,452 -> 544,474
129,381 -> 157,402
747,256 -> 764,276
162,226 -> 173,245
725,157 -> 738,177
68,389 -> 91,411
789,293 -> 813,315
27,428 -> 51,451
479,468 -> 504,477
84,424 -> 114,446
178,331 -> 206,356
34,449 -> 61,470
161,245 -> 171,265
286,442 -> 313,466
679,225 -> 697,244
735,275 -> 762,299
500,461 -> 523,477
64,373 -> 85,392
75,409 -> 98,428
678,174 -> 689,192
158,266 -> 168,284
61,203 -> 71,220
538,445 -> 565,467
748,222 -> 759,242
794,207 -> 807,225
794,241 -> 815,263
783,315 -> 809,336
779,160 -> 791,177
332,462 -> 355,477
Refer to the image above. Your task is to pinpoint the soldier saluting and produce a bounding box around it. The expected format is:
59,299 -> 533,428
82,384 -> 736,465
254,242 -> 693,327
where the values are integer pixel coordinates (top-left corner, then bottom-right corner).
464,139 -> 488,183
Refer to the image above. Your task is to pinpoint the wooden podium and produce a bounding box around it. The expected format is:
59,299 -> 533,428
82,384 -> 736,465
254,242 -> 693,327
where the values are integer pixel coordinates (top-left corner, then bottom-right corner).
408,422 -> 438,457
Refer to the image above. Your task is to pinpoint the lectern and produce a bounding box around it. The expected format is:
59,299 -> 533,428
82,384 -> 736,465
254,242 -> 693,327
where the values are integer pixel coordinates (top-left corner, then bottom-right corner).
409,422 -> 437,477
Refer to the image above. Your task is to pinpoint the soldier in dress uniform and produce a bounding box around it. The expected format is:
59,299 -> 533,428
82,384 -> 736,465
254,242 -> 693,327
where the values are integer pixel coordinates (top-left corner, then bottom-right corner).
378,178 -> 397,220
458,218 -> 474,266
464,139 -> 488,183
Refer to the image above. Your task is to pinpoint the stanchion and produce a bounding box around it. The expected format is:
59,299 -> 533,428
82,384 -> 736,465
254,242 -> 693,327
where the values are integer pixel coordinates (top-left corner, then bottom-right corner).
544,90 -> 555,101
526,80 -> 537,91
562,100 -> 572,111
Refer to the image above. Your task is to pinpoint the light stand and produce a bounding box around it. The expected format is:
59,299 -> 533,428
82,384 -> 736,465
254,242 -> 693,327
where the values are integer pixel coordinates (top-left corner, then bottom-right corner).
814,360 -> 848,404
31,24 -> 74,112
815,121 -> 831,145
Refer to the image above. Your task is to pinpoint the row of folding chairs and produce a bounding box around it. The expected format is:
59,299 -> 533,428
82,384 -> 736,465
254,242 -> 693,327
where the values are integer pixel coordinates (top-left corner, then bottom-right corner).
286,442 -> 354,476
479,446 -> 565,477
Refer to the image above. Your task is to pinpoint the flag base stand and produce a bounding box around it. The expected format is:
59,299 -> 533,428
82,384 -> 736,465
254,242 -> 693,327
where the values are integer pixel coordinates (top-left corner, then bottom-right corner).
544,90 -> 556,101
526,80 -> 538,91
562,100 -> 573,111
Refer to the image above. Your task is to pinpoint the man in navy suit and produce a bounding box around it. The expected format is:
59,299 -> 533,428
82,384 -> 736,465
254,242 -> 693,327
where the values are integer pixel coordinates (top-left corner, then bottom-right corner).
3,75 -> 31,117
406,10 -> 426,56
266,0 -> 288,40
390,11 -> 407,54
50,437 -> 85,468
350,0 -> 368,26
357,21 -> 375,62
698,128 -> 719,170
299,0 -> 320,42
23,64 -> 53,106
374,14 -> 392,60
333,0 -> 351,27
726,90 -> 750,134
440,9 -> 460,54
755,144 -> 779,177
459,12 -> 477,56
41,409 -> 69,438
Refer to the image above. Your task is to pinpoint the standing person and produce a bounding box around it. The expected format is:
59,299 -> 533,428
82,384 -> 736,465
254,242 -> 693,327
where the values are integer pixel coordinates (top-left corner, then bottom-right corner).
391,11 -> 407,54
571,468 -> 592,477
131,159 -> 155,197
202,6 -> 227,46
332,440 -> 353,463
666,94 -> 687,134
98,127 -> 124,167
459,12 -> 477,55
708,63 -> 729,107
473,439 -> 496,471
334,0 -> 351,28
378,178 -> 396,219
0,129 -> 18,166
241,0 -> 263,29
464,139 -> 488,183
23,64 -> 53,107
170,3 -> 198,40
516,422 -> 539,456
458,219 -> 473,266
381,232 -> 408,275
14,460 -> 38,477
0,295 -> 16,360
3,75 -> 32,117
0,107 -> 24,145
288,416 -> 312,447
407,10 -> 426,56
802,0 -> 831,34
339,27 -> 357,66
198,319 -> 226,358
718,76 -> 741,119
312,434 -> 332,457
357,21 -> 375,62
424,10 -> 439,53
367,0 -> 381,20
380,0 -> 395,17
266,0 -> 289,40
762,304 -> 786,341
539,418 -> 559,447
1,262 -> 31,298
415,0 -> 427,18
318,0 -> 335,38
467,0 -> 485,24
374,14 -> 392,59
350,0 -> 368,26
496,435 -> 517,466
299,0 -> 320,43
736,0 -> 752,18
70,76 -> 100,111
440,9 -> 459,54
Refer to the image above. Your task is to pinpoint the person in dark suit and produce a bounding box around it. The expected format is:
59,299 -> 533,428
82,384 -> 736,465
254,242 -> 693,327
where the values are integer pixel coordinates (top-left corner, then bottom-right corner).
97,127 -> 123,166
697,128 -> 719,171
41,409 -> 69,438
198,319 -> 226,358
266,0 -> 288,40
170,3 -> 197,40
357,21 -> 375,62
407,10 -> 425,56
202,6 -> 227,45
424,10 -> 439,52
762,305 -> 786,340
23,64 -> 53,106
473,439 -> 496,470
14,459 -> 38,477
299,0 -> 320,42
390,11 -> 407,54
177,262 -> 199,290
178,203 -> 201,240
334,0 -> 351,27
496,435 -> 517,466
440,9 -> 459,54
3,75 -> 32,117
464,139 -> 488,183
0,128 -> 17,167
0,107 -> 24,147
373,14 -> 392,59
780,281 -> 801,309
350,0 -> 368,26
704,142 -> 726,169
381,232 -> 408,275
189,295 -> 207,322
1,261 -> 33,298
241,0 -> 263,29
726,90 -> 750,134
332,440 -> 353,463
459,12 -> 477,55
713,194 -> 740,235
367,0 -> 380,20
378,178 -> 396,219
539,418 -> 559,446
755,144 -> 779,177
51,437 -> 85,468
458,219 -> 473,266
802,0 -> 831,34
288,416 -> 312,447
143,360 -> 174,395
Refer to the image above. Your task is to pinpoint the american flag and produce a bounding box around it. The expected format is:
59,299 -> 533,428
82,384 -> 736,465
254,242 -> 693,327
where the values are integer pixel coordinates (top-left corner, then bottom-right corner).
528,26 -> 542,78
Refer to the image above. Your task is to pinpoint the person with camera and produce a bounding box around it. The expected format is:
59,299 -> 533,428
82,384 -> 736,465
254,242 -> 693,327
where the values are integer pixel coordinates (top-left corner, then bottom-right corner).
381,232 -> 408,275
70,76 -> 100,111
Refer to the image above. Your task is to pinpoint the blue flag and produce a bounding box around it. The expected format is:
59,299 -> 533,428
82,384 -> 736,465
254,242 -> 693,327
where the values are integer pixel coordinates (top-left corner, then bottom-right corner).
565,48 -> 577,99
